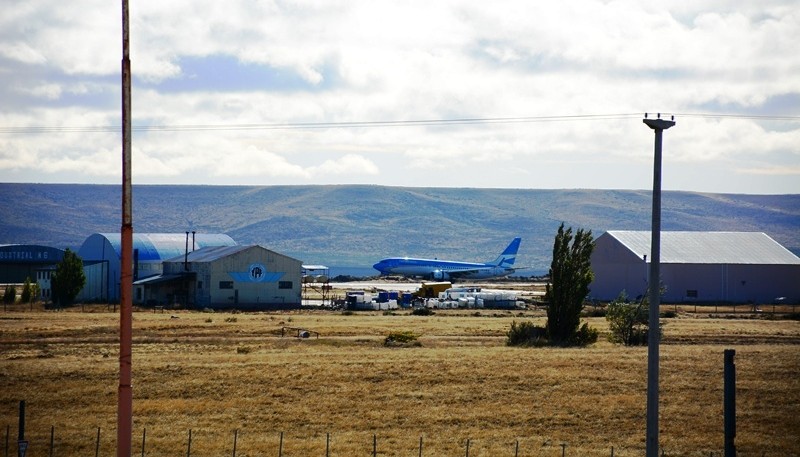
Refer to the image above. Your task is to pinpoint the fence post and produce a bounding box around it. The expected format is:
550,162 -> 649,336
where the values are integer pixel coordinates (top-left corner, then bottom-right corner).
515,439 -> 519,457
5,424 -> 9,457
278,431 -> 283,457
465,438 -> 470,457
724,349 -> 736,457
49,426 -> 54,457
95,427 -> 100,457
187,429 -> 192,457
561,443 -> 567,457
326,432 -> 330,457
232,429 -> 238,457
373,434 -> 377,457
141,427 -> 146,457
611,446 -> 614,457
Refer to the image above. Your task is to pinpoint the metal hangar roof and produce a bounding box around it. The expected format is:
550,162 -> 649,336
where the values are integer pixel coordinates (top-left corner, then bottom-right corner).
605,231 -> 800,265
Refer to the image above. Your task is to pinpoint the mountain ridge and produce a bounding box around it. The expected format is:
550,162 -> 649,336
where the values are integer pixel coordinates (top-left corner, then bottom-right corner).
1,183 -> 797,273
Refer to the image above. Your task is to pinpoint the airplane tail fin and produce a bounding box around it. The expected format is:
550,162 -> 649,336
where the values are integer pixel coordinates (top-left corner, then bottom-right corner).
490,238 -> 521,267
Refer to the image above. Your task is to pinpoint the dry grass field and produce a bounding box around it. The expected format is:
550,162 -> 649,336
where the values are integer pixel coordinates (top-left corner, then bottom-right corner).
1,306 -> 798,456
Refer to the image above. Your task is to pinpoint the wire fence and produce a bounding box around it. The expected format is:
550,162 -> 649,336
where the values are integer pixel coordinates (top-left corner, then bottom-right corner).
2,424 -> 764,457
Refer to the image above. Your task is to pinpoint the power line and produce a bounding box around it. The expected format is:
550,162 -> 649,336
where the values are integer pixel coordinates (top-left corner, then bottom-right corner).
0,112 -> 798,135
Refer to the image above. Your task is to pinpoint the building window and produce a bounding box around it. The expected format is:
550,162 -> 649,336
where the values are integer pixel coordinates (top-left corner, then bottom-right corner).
279,281 -> 293,289
219,281 -> 233,289
686,289 -> 698,298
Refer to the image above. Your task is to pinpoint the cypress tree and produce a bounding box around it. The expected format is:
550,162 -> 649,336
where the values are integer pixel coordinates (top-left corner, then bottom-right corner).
545,223 -> 596,344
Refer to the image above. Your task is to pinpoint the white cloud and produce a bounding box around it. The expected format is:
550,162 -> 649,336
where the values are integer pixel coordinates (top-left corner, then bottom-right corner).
0,0 -> 798,194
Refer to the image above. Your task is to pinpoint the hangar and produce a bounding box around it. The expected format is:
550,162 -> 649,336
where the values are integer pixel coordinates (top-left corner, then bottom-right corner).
77,233 -> 237,302
590,231 -> 800,304
133,244 -> 302,309
0,244 -> 65,284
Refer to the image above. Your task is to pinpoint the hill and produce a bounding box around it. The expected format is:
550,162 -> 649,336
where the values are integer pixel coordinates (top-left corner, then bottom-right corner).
0,183 -> 798,273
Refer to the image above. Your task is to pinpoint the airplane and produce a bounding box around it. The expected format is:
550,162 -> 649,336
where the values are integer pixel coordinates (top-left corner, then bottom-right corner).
372,238 -> 522,280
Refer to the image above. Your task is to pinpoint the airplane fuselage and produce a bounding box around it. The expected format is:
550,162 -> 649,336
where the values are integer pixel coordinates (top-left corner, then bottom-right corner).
372,257 -> 515,280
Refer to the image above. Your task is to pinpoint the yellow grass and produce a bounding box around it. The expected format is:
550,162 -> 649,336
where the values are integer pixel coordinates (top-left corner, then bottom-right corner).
1,308 -> 798,456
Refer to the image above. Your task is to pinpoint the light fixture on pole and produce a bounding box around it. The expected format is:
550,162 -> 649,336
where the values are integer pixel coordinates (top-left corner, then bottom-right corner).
643,113 -> 675,457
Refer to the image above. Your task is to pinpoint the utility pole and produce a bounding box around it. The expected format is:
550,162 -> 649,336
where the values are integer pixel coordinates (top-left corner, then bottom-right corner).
643,113 -> 675,457
118,0 -> 133,456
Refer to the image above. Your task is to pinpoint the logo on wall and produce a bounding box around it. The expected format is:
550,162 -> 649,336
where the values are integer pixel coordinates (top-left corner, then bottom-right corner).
249,263 -> 266,282
229,263 -> 284,283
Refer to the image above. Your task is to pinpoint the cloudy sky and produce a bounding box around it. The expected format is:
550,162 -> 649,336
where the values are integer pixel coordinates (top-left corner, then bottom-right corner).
1,0 -> 799,194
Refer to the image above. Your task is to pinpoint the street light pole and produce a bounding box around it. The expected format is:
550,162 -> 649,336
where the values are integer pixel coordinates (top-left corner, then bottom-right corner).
643,114 -> 675,457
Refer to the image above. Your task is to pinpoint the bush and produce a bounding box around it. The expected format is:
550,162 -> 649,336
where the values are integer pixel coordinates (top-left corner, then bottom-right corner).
384,331 -> 420,347
606,291 -> 657,346
582,307 -> 607,318
506,321 -> 547,347
411,307 -> 434,316
20,277 -> 33,303
571,322 -> 599,346
2,285 -> 17,304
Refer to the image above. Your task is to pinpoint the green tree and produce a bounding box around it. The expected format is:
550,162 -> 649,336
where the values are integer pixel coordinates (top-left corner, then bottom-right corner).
545,223 -> 597,345
605,291 -> 648,345
2,285 -> 17,304
51,249 -> 86,306
20,277 -> 33,303
606,288 -> 664,346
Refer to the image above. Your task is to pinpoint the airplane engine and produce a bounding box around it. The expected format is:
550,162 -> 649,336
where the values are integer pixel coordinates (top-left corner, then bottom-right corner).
431,270 -> 449,280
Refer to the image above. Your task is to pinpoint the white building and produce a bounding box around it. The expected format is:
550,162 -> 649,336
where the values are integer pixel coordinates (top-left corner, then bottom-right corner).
590,231 -> 800,304
134,245 -> 302,309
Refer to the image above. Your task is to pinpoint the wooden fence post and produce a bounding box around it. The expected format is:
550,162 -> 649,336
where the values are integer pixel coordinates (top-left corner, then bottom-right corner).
278,431 -> 283,457
95,427 -> 101,457
186,429 -> 192,457
465,438 -> 470,457
49,426 -> 54,457
232,429 -> 238,457
419,436 -> 423,457
141,427 -> 146,457
373,434 -> 377,457
326,432 -> 330,457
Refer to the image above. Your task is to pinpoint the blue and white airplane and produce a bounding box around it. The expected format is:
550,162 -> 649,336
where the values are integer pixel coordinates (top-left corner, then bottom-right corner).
372,238 -> 522,280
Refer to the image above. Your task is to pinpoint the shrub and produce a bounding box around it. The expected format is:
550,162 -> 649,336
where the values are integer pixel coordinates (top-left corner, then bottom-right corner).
384,331 -> 420,347
606,291 -> 660,346
20,278 -> 33,303
571,322 -> 599,346
2,285 -> 17,304
582,307 -> 607,318
506,321 -> 547,347
411,307 -> 434,316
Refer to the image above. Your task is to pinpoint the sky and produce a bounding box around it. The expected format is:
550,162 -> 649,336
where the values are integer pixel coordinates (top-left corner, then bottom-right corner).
1,0 -> 799,194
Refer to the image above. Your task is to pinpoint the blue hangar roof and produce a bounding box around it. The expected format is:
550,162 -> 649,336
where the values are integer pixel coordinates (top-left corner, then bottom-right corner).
79,233 -> 238,262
